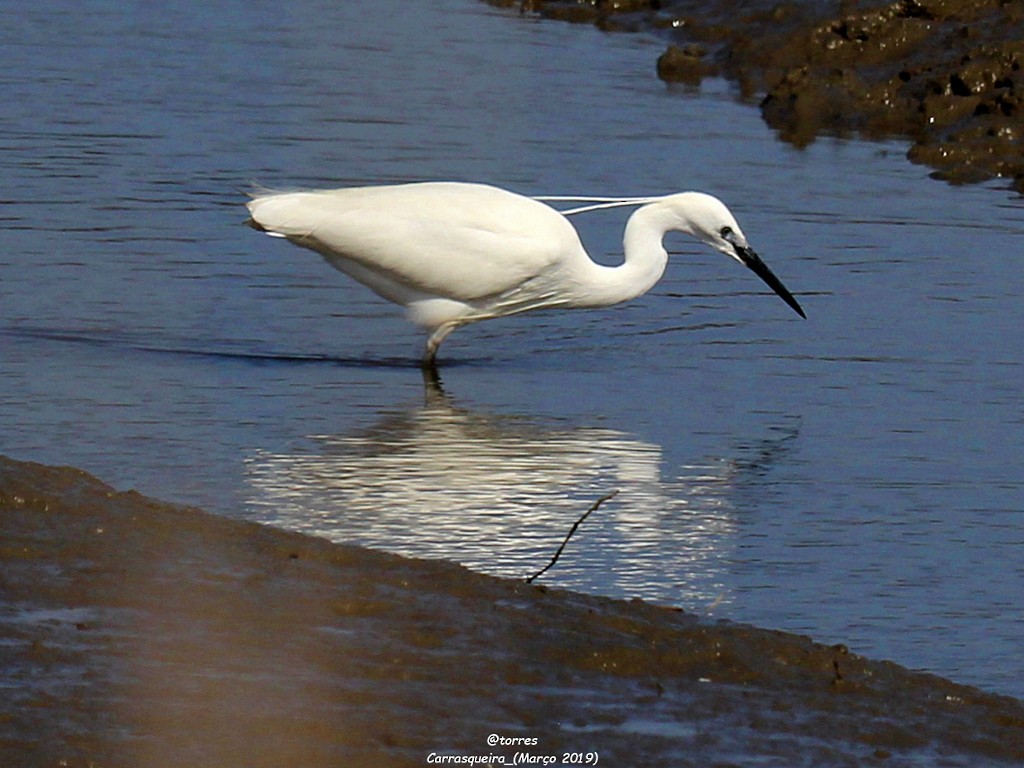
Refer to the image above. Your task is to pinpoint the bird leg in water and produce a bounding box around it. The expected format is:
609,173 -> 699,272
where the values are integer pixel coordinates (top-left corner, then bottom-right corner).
423,323 -> 458,367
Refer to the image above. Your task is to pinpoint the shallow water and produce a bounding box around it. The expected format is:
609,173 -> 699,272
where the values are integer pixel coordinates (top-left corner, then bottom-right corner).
2,0 -> 1023,699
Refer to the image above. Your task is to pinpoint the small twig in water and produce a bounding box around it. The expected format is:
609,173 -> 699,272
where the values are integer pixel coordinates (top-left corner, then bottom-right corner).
526,490 -> 619,584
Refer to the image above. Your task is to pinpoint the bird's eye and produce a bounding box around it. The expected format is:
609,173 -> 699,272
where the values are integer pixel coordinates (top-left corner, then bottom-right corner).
720,226 -> 734,240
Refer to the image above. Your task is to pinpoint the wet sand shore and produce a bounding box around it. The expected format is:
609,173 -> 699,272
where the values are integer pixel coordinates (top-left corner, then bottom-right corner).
2,455 -> 1023,767
501,0 -> 1024,192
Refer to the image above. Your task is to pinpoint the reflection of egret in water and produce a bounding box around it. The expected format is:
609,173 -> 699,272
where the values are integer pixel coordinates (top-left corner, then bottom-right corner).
244,378 -> 800,609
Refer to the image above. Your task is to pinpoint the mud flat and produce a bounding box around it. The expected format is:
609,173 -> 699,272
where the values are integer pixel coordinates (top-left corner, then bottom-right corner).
501,0 -> 1024,192
2,455 -> 1023,766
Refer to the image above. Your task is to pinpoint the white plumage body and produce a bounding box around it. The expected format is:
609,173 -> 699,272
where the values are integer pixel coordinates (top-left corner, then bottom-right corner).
245,181 -> 804,365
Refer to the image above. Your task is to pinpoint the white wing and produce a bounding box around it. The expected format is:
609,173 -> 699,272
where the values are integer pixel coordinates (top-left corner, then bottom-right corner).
247,182 -> 583,302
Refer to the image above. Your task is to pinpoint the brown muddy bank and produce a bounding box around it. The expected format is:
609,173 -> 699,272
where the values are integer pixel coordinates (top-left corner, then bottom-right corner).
2,456 -> 1023,767
500,0 -> 1024,192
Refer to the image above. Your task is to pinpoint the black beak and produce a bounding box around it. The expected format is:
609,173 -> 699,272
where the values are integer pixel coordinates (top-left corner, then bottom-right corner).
735,245 -> 806,319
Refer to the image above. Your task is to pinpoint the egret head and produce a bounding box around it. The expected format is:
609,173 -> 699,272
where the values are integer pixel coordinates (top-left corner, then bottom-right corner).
663,192 -> 806,319
659,192 -> 745,257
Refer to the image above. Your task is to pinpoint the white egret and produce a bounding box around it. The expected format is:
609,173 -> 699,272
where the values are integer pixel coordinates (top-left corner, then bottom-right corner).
245,181 -> 805,366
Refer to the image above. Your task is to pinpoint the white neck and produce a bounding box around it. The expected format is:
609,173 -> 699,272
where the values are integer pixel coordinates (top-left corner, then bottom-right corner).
568,201 -> 682,308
